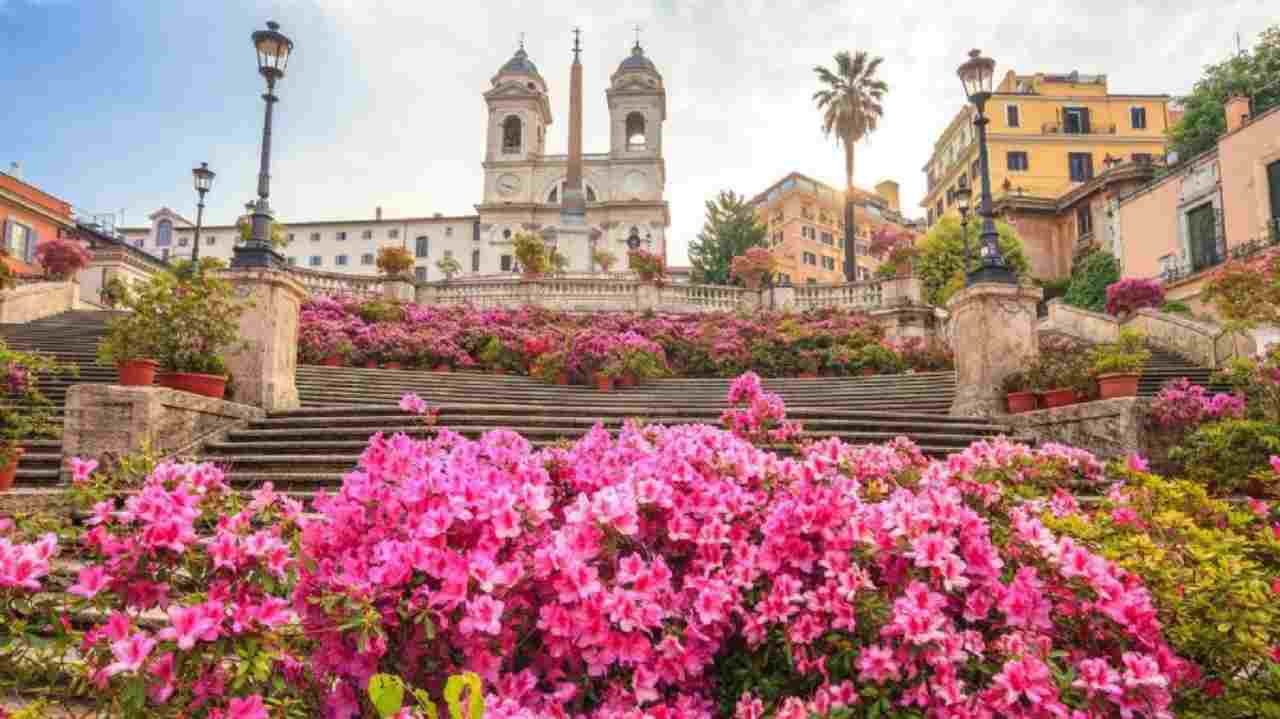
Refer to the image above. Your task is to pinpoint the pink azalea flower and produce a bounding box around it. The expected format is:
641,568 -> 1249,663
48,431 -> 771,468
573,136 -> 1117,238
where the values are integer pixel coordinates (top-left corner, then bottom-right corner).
68,564 -> 112,599
1125,453 -> 1149,473
70,457 -> 99,484
225,694 -> 269,719
459,595 -> 504,635
105,632 -> 156,677
398,392 -> 429,415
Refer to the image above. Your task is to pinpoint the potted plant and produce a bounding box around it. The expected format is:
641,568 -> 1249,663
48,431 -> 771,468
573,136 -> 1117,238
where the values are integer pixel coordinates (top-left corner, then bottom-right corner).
513,233 -> 550,278
730,247 -> 778,290
376,246 -> 416,279
823,345 -> 858,377
627,249 -> 667,285
98,276 -> 129,308
34,237 -> 91,281
97,312 -> 160,386
1,342 -> 67,491
435,254 -> 462,282
592,248 -> 618,273
796,350 -> 821,379
533,350 -> 570,386
857,343 -> 904,376
130,270 -> 248,399
1090,329 -> 1151,399
615,334 -> 668,387
1001,370 -> 1036,413
1030,357 -> 1076,409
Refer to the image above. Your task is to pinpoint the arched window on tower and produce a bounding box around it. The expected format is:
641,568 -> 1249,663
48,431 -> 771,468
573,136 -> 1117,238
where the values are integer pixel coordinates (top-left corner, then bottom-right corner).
626,112 -> 646,150
586,186 -> 597,202
547,185 -> 558,204
502,116 -> 522,154
156,219 -> 173,247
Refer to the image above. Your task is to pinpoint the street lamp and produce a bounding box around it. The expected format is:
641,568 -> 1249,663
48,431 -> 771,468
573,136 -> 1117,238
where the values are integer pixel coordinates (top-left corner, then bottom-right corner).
953,184 -> 972,275
190,162 -> 215,267
957,49 -> 1016,285
232,20 -> 294,269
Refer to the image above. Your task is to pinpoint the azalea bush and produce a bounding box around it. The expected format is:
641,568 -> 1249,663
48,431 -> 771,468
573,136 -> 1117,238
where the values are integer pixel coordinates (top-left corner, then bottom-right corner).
1150,377 -> 1246,431
0,340 -> 68,466
297,297 -> 915,381
729,247 -> 778,290
628,249 -> 667,284
376,246 -> 415,278
1200,249 -> 1280,328
33,237 -> 91,280
1105,278 -> 1166,317
11,380 -> 1280,717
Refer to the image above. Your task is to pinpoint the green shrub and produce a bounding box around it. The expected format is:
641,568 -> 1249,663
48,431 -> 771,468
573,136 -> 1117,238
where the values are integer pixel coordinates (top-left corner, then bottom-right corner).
358,299 -> 406,324
1044,467 -> 1280,717
1162,300 -> 1193,316
915,215 -> 1028,305
1089,328 -> 1151,376
1063,250 -> 1120,313
1170,419 -> 1280,494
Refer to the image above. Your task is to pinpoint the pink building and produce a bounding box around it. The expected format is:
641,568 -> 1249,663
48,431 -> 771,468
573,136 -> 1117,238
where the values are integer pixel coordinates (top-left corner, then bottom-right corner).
1117,97 -> 1280,312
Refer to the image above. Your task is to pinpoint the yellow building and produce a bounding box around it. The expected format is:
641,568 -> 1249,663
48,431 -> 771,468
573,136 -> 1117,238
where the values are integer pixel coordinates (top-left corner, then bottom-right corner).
920,71 -> 1171,279
750,172 -> 921,285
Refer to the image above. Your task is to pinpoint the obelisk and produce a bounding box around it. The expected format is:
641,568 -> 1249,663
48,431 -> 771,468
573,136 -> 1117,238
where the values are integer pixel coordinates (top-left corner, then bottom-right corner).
561,28 -> 586,226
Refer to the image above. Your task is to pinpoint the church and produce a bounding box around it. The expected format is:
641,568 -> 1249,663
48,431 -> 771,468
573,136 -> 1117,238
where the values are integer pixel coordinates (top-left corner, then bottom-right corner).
477,34 -> 671,271
119,33 -> 671,279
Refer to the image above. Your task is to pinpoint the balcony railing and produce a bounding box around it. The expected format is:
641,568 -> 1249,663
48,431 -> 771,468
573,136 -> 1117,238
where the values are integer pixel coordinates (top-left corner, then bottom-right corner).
1041,122 -> 1117,135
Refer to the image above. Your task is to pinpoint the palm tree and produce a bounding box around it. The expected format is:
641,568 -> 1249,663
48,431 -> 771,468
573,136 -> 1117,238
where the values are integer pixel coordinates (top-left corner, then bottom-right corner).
813,51 -> 887,282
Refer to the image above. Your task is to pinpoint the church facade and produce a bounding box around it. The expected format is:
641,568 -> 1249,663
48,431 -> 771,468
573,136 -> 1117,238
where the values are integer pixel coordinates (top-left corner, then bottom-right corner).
477,41 -> 671,271
119,39 -> 670,278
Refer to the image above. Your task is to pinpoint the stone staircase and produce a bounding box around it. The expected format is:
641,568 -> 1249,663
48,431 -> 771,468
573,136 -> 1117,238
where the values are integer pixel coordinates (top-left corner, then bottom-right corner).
0,311 -> 123,486
1140,347 -> 1234,396
1,310 -> 1235,494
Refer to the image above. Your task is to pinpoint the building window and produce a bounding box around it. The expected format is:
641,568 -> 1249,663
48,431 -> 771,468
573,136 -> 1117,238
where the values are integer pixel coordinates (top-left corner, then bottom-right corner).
971,160 -> 980,182
178,236 -> 189,247
820,231 -> 834,246
1063,107 -> 1090,134
472,249 -> 480,272
586,186 -> 597,202
1131,153 -> 1153,164
310,232 -> 321,242
626,112 -> 646,149
287,233 -> 295,243
206,236 -> 216,245
388,228 -> 399,239
335,254 -> 349,266
1130,107 -> 1147,130
1187,203 -> 1220,272
1007,151 -> 1029,171
548,185 -> 559,203
156,220 -> 172,247
1267,160 -> 1280,222
309,256 -> 321,267
415,266 -> 427,282
361,253 -> 374,265
161,248 -> 170,261
415,236 -> 429,258
803,252 -> 817,266
502,228 -> 512,240
336,231 -> 347,241
1076,205 -> 1093,240
500,254 -> 513,272
445,227 -> 453,237
502,116 -> 522,154
1068,153 -> 1094,182
362,230 -> 373,239
1006,105 -> 1020,128
772,231 -> 783,245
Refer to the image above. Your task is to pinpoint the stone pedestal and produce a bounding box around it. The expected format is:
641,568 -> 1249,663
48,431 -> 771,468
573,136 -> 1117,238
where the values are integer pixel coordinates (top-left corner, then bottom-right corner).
947,282 -> 1042,417
636,282 -> 660,311
383,277 -> 415,303
62,384 -> 263,478
220,269 -> 307,412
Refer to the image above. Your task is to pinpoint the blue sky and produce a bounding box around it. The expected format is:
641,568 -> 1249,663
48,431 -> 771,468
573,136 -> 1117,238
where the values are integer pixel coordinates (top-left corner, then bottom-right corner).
1,0 -> 1274,263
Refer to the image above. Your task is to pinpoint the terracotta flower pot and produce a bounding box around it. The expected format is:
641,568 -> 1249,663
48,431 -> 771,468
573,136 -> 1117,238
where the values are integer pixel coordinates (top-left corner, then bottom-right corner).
117,358 -> 159,387
555,373 -> 569,386
154,372 -> 176,389
320,355 -> 342,367
798,372 -> 818,379
434,365 -> 451,373
1040,388 -> 1076,409
619,374 -> 637,388
1097,373 -> 1140,399
1006,391 -> 1037,414
161,372 -> 227,399
0,447 -> 23,492
384,362 -> 403,370
492,368 -> 505,375
595,374 -> 613,393
365,360 -> 378,369
863,368 -> 877,377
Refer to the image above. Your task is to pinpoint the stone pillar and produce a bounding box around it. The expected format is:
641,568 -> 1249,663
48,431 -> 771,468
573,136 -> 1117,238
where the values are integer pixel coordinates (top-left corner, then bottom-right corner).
636,282 -> 659,312
220,269 -> 307,412
881,276 -> 922,307
770,285 -> 797,311
382,277 -> 415,303
947,282 -> 1042,417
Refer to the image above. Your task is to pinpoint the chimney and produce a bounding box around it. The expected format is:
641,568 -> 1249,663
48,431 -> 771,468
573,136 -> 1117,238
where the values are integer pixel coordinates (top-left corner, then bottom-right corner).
8,161 -> 21,179
376,206 -> 383,221
874,180 -> 900,212
1225,96 -> 1251,133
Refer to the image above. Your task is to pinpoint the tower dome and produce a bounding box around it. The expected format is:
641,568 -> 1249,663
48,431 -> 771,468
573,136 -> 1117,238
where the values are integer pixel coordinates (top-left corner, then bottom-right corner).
616,42 -> 658,76
499,46 -> 540,77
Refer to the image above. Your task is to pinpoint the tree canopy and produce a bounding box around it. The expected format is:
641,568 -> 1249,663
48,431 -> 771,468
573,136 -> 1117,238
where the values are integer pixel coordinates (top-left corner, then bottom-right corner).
1063,250 -> 1121,313
689,190 -> 768,285
915,215 -> 1029,306
1168,25 -> 1280,162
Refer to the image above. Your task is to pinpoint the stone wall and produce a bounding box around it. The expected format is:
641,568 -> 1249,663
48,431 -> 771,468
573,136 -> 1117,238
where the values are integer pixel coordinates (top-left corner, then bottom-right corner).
0,280 -> 79,324
62,385 -> 263,477
1004,397 -> 1179,474
1040,299 -> 1255,368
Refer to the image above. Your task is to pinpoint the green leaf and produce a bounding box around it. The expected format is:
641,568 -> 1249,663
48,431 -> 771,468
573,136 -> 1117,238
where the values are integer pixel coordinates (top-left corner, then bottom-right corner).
368,673 -> 406,719
414,688 -> 440,719
444,672 -> 484,719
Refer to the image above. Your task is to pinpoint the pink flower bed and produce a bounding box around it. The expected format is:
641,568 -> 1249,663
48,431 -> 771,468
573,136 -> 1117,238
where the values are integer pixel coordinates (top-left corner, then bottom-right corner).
1150,378 -> 1246,430
297,296 -> 951,379
1,380 -> 1198,718
1105,279 -> 1166,317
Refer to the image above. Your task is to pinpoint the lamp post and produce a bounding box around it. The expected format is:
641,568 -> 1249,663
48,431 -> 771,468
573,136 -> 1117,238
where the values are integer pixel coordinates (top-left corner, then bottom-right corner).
190,162 -> 215,267
953,184 -> 972,276
957,49 -> 1016,285
232,21 -> 294,270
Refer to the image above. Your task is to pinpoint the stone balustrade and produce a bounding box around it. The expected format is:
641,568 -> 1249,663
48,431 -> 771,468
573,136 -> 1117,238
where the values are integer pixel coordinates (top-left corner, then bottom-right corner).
1040,299 -> 1255,369
288,267 -> 384,298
